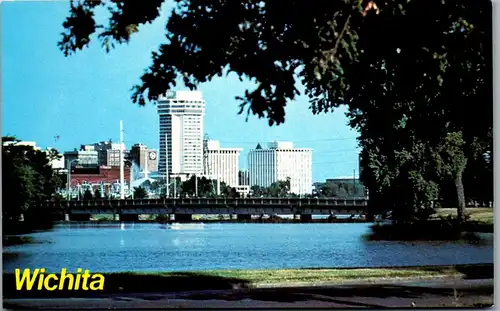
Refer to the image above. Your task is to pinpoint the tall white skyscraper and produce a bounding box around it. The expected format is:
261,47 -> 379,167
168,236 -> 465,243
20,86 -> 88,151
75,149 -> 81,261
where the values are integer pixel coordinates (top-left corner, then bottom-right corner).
157,91 -> 205,178
248,141 -> 313,194
205,140 -> 242,187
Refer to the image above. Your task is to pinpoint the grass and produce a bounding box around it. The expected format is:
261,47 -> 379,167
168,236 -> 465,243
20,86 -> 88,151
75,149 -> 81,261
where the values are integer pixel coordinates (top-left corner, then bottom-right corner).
432,208 -> 493,224
192,267 -> 462,285
3,264 -> 492,298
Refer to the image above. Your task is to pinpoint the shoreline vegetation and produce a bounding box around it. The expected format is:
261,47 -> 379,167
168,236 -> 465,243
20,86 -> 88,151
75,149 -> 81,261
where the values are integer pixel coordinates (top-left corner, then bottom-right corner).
3,263 -> 493,299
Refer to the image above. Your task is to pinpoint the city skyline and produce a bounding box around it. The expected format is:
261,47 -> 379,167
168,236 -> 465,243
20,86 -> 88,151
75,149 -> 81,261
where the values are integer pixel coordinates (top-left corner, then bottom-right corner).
2,1 -> 361,182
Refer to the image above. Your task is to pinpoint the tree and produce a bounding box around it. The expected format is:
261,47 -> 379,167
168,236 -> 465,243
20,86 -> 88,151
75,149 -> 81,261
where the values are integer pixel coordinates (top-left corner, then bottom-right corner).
83,189 -> 93,201
59,1 -> 492,223
169,177 -> 183,197
181,175 -> 214,197
133,186 -> 148,199
268,178 -> 290,197
250,185 -> 267,197
218,181 -> 240,198
94,188 -> 102,200
2,136 -> 63,224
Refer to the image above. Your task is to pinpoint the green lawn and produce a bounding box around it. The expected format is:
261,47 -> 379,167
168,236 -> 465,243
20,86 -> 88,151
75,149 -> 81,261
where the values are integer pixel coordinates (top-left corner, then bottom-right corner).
433,208 -> 493,224
117,266 -> 464,286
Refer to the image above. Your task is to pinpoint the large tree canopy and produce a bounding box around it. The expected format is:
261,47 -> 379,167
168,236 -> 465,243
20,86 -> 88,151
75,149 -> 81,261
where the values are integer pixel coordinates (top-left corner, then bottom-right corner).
59,0 -> 492,222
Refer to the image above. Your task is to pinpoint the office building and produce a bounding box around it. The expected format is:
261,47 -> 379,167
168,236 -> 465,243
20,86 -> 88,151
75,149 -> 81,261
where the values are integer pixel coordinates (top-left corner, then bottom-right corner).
157,90 -> 205,179
205,140 -> 241,187
89,141 -> 127,167
129,143 -> 158,173
64,148 -> 98,168
248,141 -> 313,194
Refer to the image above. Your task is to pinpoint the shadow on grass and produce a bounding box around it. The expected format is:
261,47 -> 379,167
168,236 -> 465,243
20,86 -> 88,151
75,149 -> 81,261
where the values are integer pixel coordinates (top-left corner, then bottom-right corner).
3,272 -> 252,299
365,220 -> 493,242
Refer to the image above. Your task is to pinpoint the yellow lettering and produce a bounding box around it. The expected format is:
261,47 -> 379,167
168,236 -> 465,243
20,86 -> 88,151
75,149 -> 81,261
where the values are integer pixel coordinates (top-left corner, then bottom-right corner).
89,274 -> 105,290
44,274 -> 58,291
81,270 -> 91,290
15,268 -> 105,291
37,270 -> 45,290
58,268 -> 74,290
15,269 -> 39,290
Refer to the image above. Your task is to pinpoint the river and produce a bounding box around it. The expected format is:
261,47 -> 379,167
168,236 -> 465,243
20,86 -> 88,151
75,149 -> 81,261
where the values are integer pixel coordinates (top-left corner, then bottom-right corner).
3,223 -> 493,273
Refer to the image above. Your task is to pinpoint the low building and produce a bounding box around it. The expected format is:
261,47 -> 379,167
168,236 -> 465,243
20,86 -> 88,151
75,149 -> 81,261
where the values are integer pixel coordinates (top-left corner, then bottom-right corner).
69,165 -> 132,196
235,185 -> 250,198
129,143 -> 158,174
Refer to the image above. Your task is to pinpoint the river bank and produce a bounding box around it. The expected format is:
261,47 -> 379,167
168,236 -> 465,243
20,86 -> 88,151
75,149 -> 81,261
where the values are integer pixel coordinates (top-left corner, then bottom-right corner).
3,263 -> 493,298
3,264 -> 493,308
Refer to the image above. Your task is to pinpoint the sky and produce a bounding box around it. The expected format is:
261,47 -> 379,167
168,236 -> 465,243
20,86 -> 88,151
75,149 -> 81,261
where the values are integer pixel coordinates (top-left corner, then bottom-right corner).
1,1 -> 360,182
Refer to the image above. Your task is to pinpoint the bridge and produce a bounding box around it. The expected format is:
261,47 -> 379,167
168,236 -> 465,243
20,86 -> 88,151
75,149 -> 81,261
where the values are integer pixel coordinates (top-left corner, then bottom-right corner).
36,197 -> 369,222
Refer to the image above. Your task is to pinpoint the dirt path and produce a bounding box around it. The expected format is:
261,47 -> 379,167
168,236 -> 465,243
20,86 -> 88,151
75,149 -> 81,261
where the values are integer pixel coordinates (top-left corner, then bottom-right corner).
3,278 -> 493,309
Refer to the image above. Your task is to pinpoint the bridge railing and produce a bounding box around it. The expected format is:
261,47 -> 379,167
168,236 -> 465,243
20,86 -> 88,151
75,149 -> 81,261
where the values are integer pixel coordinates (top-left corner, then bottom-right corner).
38,197 -> 368,209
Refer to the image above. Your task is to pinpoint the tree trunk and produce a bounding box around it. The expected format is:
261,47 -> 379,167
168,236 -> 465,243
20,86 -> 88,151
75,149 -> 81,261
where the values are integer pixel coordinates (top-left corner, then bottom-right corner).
454,169 -> 466,224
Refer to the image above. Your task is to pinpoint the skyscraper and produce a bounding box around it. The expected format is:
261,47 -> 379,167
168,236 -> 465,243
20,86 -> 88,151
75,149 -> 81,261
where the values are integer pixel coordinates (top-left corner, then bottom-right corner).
248,141 -> 313,194
157,91 -> 205,179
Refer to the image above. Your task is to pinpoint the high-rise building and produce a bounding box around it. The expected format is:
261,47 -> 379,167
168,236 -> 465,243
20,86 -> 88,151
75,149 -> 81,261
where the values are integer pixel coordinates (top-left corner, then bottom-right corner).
248,141 -> 313,194
157,91 -> 205,178
129,143 -> 158,173
204,140 -> 241,187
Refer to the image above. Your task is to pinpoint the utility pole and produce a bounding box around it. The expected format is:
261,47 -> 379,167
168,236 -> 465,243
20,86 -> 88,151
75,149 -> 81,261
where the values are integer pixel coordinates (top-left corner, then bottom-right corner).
66,159 -> 70,200
173,177 -> 177,198
144,149 -> 149,179
203,133 -> 216,195
120,120 -> 125,199
195,174 -> 198,197
165,133 -> 170,198
353,168 -> 356,196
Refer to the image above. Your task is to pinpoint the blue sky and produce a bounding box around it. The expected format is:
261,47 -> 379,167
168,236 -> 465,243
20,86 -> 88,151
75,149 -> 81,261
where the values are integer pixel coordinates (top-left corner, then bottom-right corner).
1,1 -> 360,182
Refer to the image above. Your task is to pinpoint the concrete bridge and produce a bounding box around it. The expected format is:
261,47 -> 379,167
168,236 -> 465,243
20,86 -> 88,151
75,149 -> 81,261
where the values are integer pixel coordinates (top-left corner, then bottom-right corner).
36,197 -> 369,222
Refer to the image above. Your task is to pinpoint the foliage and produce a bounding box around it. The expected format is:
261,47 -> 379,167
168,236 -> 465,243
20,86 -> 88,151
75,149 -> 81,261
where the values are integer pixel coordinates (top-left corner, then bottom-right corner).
316,180 -> 365,198
2,136 -> 63,225
250,178 -> 291,197
219,181 -> 240,198
82,189 -> 93,201
94,189 -> 102,199
59,1 -> 492,223
181,175 -> 214,197
133,186 -> 148,199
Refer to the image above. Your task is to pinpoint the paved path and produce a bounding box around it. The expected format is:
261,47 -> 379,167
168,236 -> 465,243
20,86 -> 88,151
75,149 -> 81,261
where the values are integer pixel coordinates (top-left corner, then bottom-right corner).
3,278 -> 493,309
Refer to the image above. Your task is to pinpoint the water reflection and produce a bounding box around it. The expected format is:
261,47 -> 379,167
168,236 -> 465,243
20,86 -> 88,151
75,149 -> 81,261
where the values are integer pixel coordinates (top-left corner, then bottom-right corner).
3,223 -> 493,273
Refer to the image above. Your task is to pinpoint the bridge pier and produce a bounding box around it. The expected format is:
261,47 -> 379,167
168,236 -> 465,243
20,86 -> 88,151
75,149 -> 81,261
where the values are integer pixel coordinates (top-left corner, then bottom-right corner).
120,214 -> 139,222
70,214 -> 91,221
175,214 -> 192,222
300,214 -> 312,223
237,214 -> 252,221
